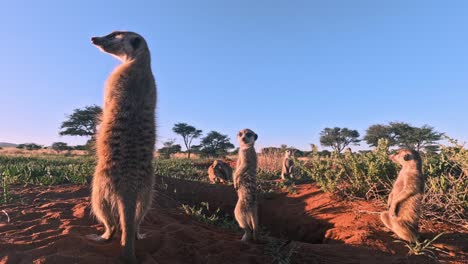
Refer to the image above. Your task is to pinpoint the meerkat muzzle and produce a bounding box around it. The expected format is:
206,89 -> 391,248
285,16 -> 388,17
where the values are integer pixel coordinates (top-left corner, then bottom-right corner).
91,37 -> 101,45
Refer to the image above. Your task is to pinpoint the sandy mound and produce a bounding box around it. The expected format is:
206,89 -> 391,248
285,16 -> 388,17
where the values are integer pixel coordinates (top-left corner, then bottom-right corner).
0,178 -> 466,263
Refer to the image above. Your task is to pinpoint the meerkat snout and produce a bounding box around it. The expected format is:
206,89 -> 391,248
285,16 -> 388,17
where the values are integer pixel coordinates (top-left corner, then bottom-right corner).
91,31 -> 147,62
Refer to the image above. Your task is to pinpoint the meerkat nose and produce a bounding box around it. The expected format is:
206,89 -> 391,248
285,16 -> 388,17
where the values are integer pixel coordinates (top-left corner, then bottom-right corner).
91,37 -> 99,44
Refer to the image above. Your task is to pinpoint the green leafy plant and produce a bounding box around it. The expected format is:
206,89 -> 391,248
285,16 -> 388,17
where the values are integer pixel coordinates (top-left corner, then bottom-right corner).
181,202 -> 238,230
394,233 -> 447,259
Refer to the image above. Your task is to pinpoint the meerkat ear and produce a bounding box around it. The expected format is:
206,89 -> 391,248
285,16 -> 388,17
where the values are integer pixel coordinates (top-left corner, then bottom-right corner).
403,154 -> 413,161
131,37 -> 141,49
254,133 -> 258,141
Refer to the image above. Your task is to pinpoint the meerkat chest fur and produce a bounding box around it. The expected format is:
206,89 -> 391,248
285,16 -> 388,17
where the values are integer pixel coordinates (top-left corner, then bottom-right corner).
235,147 -> 257,190
400,167 -> 424,194
97,58 -> 156,180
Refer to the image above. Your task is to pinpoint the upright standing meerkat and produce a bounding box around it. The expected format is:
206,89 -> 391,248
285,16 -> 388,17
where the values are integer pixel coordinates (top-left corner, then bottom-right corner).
281,149 -> 295,180
234,128 -> 259,242
87,31 -> 156,264
380,149 -> 424,243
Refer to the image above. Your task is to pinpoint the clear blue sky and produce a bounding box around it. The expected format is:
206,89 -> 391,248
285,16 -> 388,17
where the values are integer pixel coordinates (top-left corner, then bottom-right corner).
1,1 -> 468,151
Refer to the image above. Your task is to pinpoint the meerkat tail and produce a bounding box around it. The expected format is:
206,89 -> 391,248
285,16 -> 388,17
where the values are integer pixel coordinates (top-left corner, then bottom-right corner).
118,195 -> 138,263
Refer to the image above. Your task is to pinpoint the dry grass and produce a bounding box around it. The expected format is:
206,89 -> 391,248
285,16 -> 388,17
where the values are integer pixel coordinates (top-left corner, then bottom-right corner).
258,149 -> 283,174
0,147 -> 88,156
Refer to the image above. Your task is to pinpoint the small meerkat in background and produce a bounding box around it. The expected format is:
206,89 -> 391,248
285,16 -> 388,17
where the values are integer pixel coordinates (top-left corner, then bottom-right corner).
234,128 -> 259,242
380,149 -> 425,243
87,31 -> 156,264
281,149 -> 295,180
207,159 -> 233,184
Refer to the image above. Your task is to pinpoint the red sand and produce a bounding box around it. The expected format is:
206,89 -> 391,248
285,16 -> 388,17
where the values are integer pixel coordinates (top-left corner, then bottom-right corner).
0,177 -> 466,264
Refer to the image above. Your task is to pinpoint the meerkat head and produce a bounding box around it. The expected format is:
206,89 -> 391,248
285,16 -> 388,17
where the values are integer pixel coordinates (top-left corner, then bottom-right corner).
91,31 -> 148,62
389,149 -> 422,170
237,129 -> 258,148
213,160 -> 222,169
285,149 -> 294,158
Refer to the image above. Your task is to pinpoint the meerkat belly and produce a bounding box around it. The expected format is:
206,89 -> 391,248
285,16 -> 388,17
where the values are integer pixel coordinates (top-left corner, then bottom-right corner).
98,111 -> 154,182
237,186 -> 257,207
397,193 -> 422,222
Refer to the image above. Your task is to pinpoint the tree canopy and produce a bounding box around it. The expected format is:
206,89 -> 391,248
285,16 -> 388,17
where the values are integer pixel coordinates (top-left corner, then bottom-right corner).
51,142 -> 72,152
172,123 -> 202,159
199,131 -> 234,157
319,127 -> 360,153
364,122 -> 443,152
60,105 -> 102,137
16,143 -> 43,150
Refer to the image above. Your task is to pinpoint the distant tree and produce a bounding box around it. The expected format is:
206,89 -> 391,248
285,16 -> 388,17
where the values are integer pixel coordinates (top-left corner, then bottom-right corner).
318,150 -> 331,157
16,143 -> 43,150
199,131 -> 235,157
60,105 -> 102,142
172,123 -> 202,159
319,127 -> 360,153
73,145 -> 88,151
261,147 -> 282,154
190,144 -> 202,155
364,122 -> 442,152
403,124 -> 443,152
364,124 -> 397,147
51,142 -> 72,152
158,139 -> 182,159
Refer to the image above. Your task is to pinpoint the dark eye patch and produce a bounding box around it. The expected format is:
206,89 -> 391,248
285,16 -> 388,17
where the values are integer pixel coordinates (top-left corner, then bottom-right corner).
246,132 -> 253,137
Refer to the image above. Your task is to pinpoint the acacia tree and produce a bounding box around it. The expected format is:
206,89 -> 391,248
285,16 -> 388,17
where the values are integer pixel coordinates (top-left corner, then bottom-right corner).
172,123 -> 202,159
51,142 -> 71,152
364,122 -> 442,152
16,143 -> 43,150
363,124 -> 396,147
319,127 -> 360,153
199,131 -> 234,157
59,105 -> 102,144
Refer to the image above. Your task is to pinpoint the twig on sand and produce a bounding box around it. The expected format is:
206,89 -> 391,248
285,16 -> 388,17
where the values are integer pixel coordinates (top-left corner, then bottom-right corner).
1,209 -> 10,223
358,209 -> 382,215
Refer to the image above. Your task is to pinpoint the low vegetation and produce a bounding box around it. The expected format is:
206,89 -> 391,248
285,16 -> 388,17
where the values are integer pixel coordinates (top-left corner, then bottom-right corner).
297,138 -> 467,227
1,138 -> 466,229
181,202 -> 239,230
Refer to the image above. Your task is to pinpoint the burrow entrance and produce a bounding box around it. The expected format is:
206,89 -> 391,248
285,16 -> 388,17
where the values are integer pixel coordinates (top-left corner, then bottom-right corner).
157,176 -> 332,244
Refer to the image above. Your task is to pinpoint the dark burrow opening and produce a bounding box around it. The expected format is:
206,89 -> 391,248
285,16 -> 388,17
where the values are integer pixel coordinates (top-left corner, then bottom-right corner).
158,176 -> 332,244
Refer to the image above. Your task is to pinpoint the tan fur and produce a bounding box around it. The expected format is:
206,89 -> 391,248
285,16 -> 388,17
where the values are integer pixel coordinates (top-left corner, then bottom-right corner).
233,129 -> 259,242
380,149 -> 424,243
87,31 -> 156,264
208,160 -> 233,184
281,150 -> 295,180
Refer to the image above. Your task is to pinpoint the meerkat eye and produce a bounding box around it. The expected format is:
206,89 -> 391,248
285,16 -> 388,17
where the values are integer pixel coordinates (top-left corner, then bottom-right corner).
238,132 -> 242,137
246,132 -> 253,137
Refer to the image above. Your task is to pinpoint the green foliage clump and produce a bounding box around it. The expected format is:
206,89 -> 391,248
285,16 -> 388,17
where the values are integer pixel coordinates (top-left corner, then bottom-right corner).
153,158 -> 209,182
298,139 -> 396,199
181,202 -> 238,230
0,155 -> 94,187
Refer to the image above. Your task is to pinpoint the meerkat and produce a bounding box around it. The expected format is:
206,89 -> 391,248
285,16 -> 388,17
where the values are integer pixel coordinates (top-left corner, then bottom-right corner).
281,149 -> 295,180
208,159 -> 233,184
233,129 -> 259,242
380,149 -> 425,243
87,31 -> 156,264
